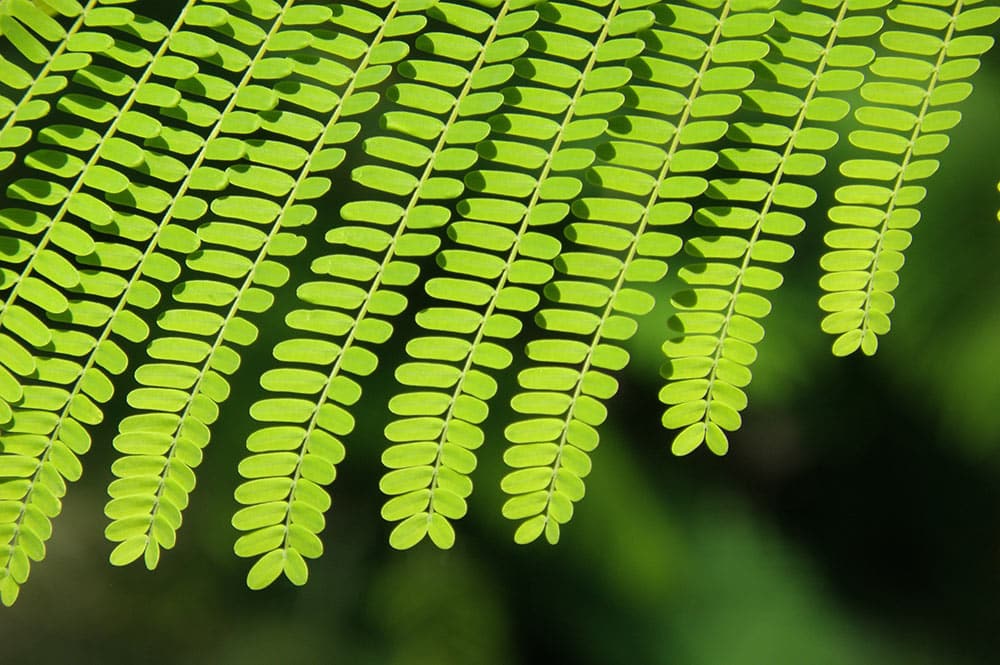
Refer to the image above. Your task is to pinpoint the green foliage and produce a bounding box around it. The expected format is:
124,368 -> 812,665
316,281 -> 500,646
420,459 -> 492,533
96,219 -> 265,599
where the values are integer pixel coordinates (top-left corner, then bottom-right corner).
819,1 -> 998,356
0,0 -> 996,605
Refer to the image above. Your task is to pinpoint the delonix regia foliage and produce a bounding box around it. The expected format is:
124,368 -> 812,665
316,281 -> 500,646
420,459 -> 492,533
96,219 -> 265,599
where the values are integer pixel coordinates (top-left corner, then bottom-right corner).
0,0 -> 996,604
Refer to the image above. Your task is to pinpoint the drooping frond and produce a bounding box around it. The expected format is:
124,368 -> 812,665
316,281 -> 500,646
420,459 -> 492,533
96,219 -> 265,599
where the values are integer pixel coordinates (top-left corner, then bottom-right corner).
500,0 -> 789,540
375,0 -> 541,550
0,0 -> 194,608
104,0 -> 324,571
232,0 -> 444,588
102,0 -> 434,588
818,0 -> 998,356
660,0 -> 889,456
381,0 -> 664,548
489,0 -> 676,544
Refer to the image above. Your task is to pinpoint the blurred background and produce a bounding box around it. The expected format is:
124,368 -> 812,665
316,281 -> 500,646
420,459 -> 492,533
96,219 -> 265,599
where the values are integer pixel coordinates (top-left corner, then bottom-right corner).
2,11 -> 999,665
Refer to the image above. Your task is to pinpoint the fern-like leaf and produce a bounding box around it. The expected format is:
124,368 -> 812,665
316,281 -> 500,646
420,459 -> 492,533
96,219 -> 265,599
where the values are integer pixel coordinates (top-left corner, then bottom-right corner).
317,0 -> 542,551
233,0 -> 433,589
818,0 -> 998,356
376,0 -> 541,550
0,0 -> 182,606
104,0 -> 310,570
490,0 -> 669,544
661,0 -> 891,455
501,0 -> 785,540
